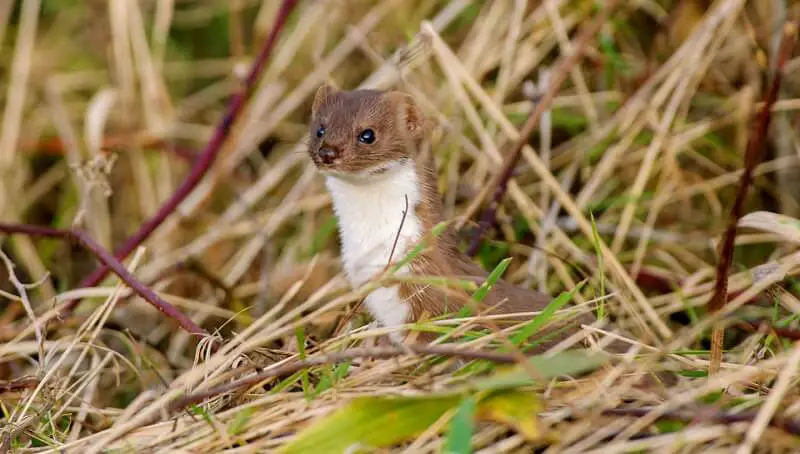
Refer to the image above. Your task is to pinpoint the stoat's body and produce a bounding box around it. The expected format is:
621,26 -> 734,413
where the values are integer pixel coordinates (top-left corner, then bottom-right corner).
307,85 -> 595,346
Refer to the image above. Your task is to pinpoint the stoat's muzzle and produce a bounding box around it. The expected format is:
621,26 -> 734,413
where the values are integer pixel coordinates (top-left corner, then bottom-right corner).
317,144 -> 340,165
312,141 -> 342,168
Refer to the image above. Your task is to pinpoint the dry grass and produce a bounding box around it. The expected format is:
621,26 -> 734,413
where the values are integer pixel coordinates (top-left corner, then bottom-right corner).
1,0 -> 800,452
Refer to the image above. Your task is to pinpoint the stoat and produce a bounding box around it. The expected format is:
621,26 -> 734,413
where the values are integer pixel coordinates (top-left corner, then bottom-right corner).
306,84 -> 595,347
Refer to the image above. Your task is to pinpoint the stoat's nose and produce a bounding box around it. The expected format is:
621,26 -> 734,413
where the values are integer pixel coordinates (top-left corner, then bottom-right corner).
318,146 -> 339,164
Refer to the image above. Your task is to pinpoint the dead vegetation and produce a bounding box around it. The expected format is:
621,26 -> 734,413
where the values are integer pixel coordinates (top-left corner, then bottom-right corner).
1,0 -> 800,452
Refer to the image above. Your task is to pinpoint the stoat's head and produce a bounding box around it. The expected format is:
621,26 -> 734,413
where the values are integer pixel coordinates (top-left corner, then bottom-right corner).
307,84 -> 425,178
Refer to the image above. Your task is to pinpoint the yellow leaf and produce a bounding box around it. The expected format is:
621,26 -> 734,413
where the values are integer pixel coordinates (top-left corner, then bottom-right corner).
477,391 -> 541,441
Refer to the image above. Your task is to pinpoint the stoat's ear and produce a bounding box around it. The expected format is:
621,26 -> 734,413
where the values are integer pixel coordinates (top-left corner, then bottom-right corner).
312,83 -> 338,114
385,91 -> 425,140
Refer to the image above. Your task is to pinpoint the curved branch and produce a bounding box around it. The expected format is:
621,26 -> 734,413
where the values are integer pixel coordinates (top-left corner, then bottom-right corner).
0,223 -> 207,338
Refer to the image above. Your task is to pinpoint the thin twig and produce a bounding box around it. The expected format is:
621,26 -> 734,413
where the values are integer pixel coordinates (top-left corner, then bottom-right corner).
0,249 -> 45,368
707,20 -> 798,375
165,344 -> 518,418
386,194 -> 411,270
603,406 -> 800,437
0,222 -> 207,339
65,0 -> 300,313
466,0 -> 622,256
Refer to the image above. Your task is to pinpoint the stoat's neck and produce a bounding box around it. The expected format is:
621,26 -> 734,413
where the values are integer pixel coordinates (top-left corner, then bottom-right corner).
325,159 -> 429,286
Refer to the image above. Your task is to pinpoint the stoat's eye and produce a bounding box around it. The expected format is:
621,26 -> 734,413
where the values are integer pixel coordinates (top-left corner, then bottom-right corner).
358,129 -> 375,144
316,126 -> 325,138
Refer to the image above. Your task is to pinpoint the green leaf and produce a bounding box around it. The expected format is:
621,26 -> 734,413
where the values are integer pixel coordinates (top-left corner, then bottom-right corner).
677,370 -> 707,378
477,391 -> 541,441
313,360 -> 352,398
279,390 -> 544,453
190,405 -> 214,426
445,397 -> 476,454
335,361 -> 351,379
468,349 -> 609,392
700,390 -> 725,404
278,394 -> 461,454
655,419 -> 687,434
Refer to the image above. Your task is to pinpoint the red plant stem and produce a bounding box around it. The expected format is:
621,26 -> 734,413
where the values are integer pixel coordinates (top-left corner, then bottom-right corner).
707,23 -> 797,314
466,0 -> 621,256
705,21 -> 797,375
0,223 -> 207,338
65,0 -> 299,313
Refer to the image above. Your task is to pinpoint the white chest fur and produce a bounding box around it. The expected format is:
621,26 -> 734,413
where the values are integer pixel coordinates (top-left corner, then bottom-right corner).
324,160 -> 423,335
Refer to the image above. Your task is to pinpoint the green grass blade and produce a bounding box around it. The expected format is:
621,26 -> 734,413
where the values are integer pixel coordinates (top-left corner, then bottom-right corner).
390,221 -> 449,273
227,407 -> 253,436
472,257 -> 512,303
589,212 -> 605,319
509,281 -> 586,346
445,397 -> 476,454
295,326 -> 312,399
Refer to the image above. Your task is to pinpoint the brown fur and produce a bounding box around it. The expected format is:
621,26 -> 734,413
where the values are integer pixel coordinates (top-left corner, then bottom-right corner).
309,85 -> 597,350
